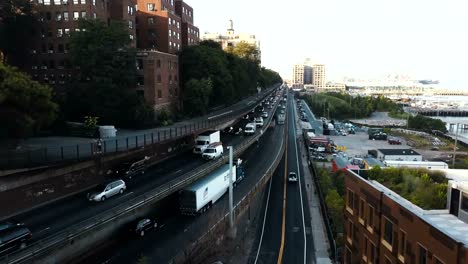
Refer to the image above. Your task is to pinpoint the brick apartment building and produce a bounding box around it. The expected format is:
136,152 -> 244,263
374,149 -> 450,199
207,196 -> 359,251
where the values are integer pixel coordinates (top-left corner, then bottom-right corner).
344,170 -> 468,264
14,0 -> 199,115
25,0 -> 136,95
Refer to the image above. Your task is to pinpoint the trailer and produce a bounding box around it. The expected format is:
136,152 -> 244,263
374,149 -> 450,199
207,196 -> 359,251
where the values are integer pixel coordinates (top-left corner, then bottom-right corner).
383,160 -> 448,170
179,164 -> 240,215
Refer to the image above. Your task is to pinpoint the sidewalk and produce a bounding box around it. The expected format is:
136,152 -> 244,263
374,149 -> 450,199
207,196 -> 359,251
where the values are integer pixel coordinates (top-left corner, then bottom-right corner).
294,102 -> 333,264
2,86 -> 278,169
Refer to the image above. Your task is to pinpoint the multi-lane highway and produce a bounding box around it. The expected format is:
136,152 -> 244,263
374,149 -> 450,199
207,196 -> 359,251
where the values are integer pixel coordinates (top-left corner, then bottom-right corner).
253,94 -> 313,264
75,109 -> 286,263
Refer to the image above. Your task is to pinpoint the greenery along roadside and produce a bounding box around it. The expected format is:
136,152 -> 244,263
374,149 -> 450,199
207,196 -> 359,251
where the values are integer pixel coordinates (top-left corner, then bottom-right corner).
179,40 -> 282,117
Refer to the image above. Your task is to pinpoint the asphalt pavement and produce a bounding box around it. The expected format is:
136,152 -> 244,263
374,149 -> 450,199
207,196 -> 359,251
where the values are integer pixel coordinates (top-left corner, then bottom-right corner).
75,110 -> 286,264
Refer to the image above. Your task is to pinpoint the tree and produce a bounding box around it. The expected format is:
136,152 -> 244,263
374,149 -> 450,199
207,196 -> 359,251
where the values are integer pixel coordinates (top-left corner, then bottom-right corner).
226,41 -> 260,64
0,0 -> 37,66
0,62 -> 58,138
65,19 -> 153,127
182,78 -> 213,117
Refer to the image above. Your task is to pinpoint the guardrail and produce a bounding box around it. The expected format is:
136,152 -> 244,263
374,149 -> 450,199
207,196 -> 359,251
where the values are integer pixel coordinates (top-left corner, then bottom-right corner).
0,89 -> 283,264
1,85 -> 280,170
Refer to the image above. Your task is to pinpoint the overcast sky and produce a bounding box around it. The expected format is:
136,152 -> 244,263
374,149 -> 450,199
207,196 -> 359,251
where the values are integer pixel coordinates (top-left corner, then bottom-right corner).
189,0 -> 468,88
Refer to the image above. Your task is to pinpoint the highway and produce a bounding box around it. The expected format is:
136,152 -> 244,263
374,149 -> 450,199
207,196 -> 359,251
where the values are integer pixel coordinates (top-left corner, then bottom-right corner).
75,111 -> 285,263
254,94 -> 313,264
1,92 -> 283,261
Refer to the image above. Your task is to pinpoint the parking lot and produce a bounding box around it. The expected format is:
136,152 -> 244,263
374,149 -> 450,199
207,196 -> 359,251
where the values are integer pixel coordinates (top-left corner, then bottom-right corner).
328,131 -> 410,159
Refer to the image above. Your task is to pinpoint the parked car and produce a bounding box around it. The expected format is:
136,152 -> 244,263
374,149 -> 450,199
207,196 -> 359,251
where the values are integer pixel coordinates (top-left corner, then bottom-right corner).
87,179 -> 126,202
129,218 -> 158,237
0,221 -> 32,255
288,172 -> 298,182
388,137 -> 402,145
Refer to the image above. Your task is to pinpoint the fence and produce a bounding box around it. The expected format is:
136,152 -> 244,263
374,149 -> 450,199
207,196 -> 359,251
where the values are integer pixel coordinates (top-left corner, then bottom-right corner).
0,88 -> 282,264
1,86 -> 279,170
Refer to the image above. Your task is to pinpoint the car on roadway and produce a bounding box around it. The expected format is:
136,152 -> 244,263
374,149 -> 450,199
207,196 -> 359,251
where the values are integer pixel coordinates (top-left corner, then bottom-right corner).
288,172 -> 298,182
261,111 -> 268,118
129,218 -> 158,237
87,179 -> 126,202
0,221 -> 32,255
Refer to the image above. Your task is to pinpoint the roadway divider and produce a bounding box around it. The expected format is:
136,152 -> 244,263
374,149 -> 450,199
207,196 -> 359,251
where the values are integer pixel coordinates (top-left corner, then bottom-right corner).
0,89 -> 284,264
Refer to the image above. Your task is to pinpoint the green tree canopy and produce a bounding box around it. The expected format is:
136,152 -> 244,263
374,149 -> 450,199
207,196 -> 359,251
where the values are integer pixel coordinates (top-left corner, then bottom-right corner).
65,19 -> 153,128
0,62 -> 58,138
226,41 -> 260,63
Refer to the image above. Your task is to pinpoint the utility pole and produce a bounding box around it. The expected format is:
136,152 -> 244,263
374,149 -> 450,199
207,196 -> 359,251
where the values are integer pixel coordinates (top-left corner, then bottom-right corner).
452,123 -> 459,168
227,146 -> 236,238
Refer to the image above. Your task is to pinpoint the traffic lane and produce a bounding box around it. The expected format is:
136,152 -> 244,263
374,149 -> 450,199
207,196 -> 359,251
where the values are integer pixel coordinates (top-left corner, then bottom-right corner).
254,156 -> 285,264
78,121 -> 285,264
283,97 -> 305,264
13,131 -> 249,241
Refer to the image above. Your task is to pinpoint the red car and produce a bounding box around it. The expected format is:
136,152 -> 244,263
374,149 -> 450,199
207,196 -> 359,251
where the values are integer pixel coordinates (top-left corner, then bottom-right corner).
388,137 -> 402,145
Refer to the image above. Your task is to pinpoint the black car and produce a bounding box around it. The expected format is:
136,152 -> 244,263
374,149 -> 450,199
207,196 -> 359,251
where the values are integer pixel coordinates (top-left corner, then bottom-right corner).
0,221 -> 32,255
113,156 -> 149,179
129,218 -> 158,237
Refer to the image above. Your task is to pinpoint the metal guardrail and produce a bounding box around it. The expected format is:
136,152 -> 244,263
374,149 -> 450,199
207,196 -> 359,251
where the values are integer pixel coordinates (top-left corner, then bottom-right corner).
1,86 -> 280,170
0,89 -> 283,264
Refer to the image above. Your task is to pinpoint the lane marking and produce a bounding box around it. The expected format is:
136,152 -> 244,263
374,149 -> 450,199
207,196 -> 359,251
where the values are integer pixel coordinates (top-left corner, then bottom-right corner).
36,227 -> 50,234
207,110 -> 233,120
292,99 -> 308,264
277,100 -> 289,264
253,177 -> 273,264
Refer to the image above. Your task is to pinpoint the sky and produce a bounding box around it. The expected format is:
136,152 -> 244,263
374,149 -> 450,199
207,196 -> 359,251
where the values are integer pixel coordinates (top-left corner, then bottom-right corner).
188,0 -> 468,89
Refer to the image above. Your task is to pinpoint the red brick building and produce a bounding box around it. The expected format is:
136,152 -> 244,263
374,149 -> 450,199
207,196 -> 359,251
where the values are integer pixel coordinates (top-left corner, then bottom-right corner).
174,0 -> 199,47
136,50 -> 179,112
25,0 -> 136,95
344,170 -> 468,264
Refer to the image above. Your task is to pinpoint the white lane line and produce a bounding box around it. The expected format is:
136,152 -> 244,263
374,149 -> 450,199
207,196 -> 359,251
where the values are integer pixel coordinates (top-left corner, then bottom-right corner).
36,227 -> 50,234
173,169 -> 182,175
207,110 -> 233,120
291,98 -> 308,264
254,174 -> 273,264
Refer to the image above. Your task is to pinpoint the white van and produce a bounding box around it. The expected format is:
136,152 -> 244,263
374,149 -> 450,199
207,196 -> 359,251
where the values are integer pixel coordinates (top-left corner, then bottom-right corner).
244,123 -> 256,135
255,117 -> 264,127
202,143 -> 224,160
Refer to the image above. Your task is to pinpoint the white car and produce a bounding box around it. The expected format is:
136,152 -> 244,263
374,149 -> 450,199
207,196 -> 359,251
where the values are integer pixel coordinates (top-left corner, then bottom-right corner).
88,179 -> 126,202
255,117 -> 264,127
288,172 -> 298,182
262,111 -> 268,118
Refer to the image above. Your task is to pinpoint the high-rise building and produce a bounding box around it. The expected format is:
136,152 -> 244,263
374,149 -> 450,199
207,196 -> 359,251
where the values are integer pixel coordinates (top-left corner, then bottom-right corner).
344,169 -> 468,264
174,0 -> 199,48
293,64 -> 304,85
312,64 -> 326,88
23,0 -> 137,95
202,20 -> 261,62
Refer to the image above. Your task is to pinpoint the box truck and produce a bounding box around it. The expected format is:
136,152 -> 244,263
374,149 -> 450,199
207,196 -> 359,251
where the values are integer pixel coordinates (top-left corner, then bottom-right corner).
193,130 -> 221,154
179,164 -> 243,215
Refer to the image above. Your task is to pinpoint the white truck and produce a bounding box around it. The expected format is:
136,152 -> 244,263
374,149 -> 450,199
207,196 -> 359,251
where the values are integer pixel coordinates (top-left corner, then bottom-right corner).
383,160 -> 449,170
179,164 -> 240,214
202,142 -> 224,160
244,123 -> 256,135
193,130 -> 220,154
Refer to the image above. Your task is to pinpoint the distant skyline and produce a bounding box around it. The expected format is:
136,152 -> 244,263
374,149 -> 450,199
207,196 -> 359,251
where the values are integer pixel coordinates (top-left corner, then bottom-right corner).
189,0 -> 468,89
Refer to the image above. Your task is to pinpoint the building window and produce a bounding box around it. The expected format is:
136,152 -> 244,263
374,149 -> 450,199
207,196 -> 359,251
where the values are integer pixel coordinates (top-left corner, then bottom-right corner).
147,17 -> 155,24
62,0 -> 68,4
383,217 -> 393,249
362,236 -> 368,262
129,34 -> 134,40
368,205 -> 374,230
169,30 -> 172,37
419,245 -> 427,264
46,12 -> 52,20
92,0 -> 95,5
461,193 -> 468,212
157,60 -> 161,68
56,12 -> 62,21
157,75 -> 161,83
359,199 -> 365,223
64,28 -> 70,36
128,20 -> 133,29
398,230 -> 406,261
81,11 -> 86,19
370,242 -> 377,264
177,21 -> 180,28
345,247 -> 352,264
48,44 -> 54,53
346,189 -> 354,213
64,12 -> 69,21
44,0 -> 51,5
57,29 -> 63,37
136,59 -> 143,70
93,13 -> 97,19
147,3 -> 155,11
54,0 -> 60,5
73,0 -> 78,4
157,90 -> 162,98
177,33 -> 180,39
81,0 -> 86,4
346,220 -> 354,244
73,12 -> 79,20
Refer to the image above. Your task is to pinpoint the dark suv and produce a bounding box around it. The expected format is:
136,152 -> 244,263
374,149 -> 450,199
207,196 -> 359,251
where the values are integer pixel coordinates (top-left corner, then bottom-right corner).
113,156 -> 149,180
129,218 -> 158,237
0,221 -> 32,255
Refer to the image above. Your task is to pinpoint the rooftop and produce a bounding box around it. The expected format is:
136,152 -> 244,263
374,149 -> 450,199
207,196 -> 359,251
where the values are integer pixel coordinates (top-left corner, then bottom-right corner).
377,148 -> 421,156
